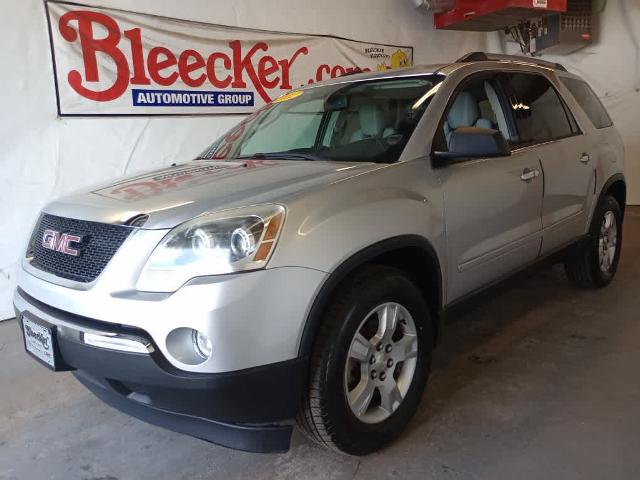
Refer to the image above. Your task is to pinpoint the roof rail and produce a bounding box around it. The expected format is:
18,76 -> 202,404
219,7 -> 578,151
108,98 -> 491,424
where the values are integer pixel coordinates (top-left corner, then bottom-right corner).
456,52 -> 567,72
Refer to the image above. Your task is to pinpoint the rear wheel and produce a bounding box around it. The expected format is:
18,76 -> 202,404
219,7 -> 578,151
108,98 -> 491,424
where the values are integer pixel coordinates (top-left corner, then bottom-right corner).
565,194 -> 623,288
297,265 -> 433,455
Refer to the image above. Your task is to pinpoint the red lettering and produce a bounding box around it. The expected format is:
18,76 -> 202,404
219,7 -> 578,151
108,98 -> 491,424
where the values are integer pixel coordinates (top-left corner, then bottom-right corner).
331,65 -> 346,78
124,28 -> 150,85
58,10 -> 129,101
279,47 -> 308,89
147,47 -> 178,86
206,52 -> 232,88
58,11 -> 330,106
42,230 -> 58,250
316,64 -> 331,82
59,234 -> 81,256
178,49 -> 206,87
42,230 -> 80,256
230,40 -> 270,103
258,56 -> 279,89
110,182 -> 163,201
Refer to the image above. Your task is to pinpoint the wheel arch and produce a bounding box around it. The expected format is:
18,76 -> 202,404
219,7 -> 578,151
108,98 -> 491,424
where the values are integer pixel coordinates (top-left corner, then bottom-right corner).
298,235 -> 443,357
601,174 -> 627,215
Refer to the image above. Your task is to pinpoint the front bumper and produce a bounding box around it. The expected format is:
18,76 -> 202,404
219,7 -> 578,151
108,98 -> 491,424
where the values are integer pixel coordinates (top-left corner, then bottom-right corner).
16,264 -> 326,373
14,289 -> 307,452
14,262 -> 327,452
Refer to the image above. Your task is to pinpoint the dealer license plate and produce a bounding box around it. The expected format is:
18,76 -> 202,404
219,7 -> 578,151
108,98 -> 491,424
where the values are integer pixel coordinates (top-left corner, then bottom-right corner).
22,315 -> 56,369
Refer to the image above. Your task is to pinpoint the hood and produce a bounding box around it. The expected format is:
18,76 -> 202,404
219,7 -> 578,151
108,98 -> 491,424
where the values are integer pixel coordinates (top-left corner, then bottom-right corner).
44,159 -> 382,229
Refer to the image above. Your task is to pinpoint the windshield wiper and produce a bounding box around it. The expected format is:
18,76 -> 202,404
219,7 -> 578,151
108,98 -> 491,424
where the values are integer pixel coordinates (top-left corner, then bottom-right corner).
238,152 -> 323,161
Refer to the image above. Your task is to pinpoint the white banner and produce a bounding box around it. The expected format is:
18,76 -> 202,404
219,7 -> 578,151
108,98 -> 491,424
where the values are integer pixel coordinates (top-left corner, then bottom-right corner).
45,1 -> 414,116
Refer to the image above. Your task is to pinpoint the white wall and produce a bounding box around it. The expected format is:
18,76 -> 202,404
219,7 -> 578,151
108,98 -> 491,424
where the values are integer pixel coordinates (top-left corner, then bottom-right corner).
1,1 -> 638,320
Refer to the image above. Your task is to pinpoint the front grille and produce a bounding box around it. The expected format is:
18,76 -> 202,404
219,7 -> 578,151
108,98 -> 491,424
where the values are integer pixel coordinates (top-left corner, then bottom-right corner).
27,214 -> 133,283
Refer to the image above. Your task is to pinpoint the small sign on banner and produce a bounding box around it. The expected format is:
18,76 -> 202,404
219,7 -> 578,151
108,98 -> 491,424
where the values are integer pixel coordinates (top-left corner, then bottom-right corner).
45,1 -> 414,116
533,0 -> 549,8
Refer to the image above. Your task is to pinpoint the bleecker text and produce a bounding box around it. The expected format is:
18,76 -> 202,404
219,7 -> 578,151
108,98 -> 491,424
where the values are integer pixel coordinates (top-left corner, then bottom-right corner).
58,10 -> 309,103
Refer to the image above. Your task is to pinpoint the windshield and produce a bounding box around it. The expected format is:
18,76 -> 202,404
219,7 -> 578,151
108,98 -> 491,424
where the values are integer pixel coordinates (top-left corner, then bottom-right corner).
198,75 -> 444,163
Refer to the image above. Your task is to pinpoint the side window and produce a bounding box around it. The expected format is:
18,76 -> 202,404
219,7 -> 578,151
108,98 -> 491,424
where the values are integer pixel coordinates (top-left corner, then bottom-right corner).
560,77 -> 613,129
501,73 -> 576,147
436,77 -> 512,151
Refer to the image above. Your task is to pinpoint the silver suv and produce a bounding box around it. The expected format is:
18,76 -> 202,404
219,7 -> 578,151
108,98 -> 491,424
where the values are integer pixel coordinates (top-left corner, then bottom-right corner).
15,53 -> 626,455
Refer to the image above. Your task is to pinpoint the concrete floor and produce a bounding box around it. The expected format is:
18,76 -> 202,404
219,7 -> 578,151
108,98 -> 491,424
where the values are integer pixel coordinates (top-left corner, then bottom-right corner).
1,207 -> 639,480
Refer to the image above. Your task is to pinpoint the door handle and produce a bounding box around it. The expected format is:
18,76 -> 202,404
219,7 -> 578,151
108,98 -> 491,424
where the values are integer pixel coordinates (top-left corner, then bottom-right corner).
580,153 -> 591,164
521,168 -> 540,183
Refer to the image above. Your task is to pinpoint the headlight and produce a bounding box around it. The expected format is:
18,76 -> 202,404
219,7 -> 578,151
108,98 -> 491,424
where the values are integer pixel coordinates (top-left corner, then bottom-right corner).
137,205 -> 285,292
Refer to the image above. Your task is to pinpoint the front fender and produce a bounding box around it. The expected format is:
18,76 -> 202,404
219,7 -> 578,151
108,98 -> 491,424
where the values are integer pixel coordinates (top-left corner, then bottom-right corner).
295,233 -> 444,356
269,161 -> 446,276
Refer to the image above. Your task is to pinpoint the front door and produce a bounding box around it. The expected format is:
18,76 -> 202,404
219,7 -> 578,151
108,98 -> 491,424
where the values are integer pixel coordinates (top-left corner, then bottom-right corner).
435,74 -> 544,303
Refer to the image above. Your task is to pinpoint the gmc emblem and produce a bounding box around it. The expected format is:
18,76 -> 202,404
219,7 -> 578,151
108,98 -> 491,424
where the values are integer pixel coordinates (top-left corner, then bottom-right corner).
42,229 -> 82,257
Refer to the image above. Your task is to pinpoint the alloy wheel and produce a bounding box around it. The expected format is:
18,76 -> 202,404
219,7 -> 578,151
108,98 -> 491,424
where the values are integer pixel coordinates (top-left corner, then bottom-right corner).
599,210 -> 618,273
343,302 -> 418,424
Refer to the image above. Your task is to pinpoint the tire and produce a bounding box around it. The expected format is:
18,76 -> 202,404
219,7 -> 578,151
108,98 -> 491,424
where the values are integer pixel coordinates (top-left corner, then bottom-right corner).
296,265 -> 433,455
565,194 -> 623,288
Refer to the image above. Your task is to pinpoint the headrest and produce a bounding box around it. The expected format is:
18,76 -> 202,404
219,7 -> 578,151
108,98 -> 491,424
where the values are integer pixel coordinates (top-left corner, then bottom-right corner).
447,92 -> 480,129
359,104 -> 383,136
475,118 -> 493,129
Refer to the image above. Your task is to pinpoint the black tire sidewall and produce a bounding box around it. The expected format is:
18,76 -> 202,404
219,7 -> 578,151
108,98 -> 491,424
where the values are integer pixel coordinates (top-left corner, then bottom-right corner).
588,195 -> 623,286
320,270 -> 433,455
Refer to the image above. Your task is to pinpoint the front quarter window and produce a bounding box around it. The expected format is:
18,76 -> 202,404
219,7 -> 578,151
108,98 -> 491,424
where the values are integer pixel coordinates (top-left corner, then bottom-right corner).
198,75 -> 444,164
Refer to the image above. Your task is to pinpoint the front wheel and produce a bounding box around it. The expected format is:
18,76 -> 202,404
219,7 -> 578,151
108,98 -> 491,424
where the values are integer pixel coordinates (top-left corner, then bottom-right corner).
296,265 -> 433,455
565,194 -> 623,288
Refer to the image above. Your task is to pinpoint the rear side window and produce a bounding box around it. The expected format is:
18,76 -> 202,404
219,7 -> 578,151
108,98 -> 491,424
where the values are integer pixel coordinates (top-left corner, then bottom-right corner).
501,73 -> 577,147
560,77 -> 613,129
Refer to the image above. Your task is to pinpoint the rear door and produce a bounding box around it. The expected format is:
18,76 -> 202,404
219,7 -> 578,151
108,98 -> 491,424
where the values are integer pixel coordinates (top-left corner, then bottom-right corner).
435,74 -> 544,302
500,72 -> 593,254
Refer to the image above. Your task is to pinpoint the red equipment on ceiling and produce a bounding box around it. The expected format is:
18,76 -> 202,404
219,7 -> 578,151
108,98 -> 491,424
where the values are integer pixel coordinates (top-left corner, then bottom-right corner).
434,0 -> 567,31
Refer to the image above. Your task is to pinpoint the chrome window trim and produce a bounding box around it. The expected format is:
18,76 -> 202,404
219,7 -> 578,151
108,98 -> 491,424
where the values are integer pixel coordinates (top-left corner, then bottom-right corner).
509,134 -> 585,155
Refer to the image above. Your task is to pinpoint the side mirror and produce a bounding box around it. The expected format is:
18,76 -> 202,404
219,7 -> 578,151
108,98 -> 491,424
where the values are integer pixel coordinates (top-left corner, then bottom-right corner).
433,127 -> 511,166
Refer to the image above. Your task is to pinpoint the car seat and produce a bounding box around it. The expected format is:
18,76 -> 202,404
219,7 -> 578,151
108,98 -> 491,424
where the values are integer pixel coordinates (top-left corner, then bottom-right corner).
351,104 -> 398,142
444,92 -> 493,146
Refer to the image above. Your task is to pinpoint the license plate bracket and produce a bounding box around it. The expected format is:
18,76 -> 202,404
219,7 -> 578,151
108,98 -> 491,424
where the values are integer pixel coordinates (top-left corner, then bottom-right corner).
21,313 -> 71,371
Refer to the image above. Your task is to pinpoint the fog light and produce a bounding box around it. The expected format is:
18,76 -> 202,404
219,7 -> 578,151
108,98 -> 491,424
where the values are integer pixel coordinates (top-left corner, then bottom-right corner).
192,330 -> 213,359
